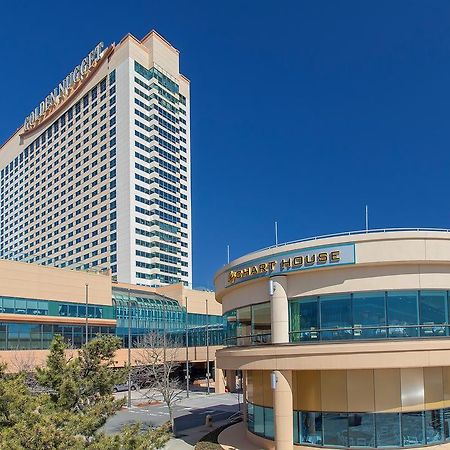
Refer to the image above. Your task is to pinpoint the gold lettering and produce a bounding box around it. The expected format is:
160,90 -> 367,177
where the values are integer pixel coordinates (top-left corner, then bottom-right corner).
293,256 -> 303,267
241,267 -> 250,277
250,266 -> 258,275
317,252 -> 328,264
330,251 -> 340,262
259,263 -> 268,273
281,258 -> 291,270
228,271 -> 236,284
305,254 -> 316,266
269,261 -> 277,272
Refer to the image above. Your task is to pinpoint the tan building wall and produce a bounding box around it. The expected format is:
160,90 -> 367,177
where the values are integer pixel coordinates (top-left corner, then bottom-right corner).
0,259 -> 112,305
214,231 -> 450,450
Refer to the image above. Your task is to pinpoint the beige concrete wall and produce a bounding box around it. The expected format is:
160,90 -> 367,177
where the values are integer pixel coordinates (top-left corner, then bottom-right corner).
217,339 -> 450,371
215,231 -> 450,313
0,259 -> 112,305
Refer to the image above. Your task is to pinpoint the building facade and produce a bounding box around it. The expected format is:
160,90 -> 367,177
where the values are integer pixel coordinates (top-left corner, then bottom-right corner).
0,259 -> 223,372
0,30 -> 192,287
215,230 -> 450,450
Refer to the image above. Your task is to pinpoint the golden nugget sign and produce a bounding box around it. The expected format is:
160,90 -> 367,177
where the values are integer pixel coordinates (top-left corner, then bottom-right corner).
227,243 -> 355,286
24,42 -> 105,131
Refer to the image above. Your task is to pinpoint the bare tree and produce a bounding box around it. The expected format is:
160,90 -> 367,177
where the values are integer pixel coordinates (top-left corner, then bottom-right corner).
135,332 -> 184,433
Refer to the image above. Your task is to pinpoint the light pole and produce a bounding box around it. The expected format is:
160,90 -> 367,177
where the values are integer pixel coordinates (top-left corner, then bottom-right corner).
85,284 -> 89,345
185,296 -> 190,398
127,289 -> 132,408
206,297 -> 210,395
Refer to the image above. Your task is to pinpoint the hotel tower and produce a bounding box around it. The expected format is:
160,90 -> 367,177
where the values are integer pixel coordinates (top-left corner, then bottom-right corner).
0,30 -> 192,288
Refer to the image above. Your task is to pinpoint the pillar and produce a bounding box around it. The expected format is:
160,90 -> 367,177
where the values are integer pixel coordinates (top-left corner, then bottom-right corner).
226,369 -> 237,392
214,367 -> 226,394
242,370 -> 247,422
270,276 -> 289,344
273,370 -> 293,450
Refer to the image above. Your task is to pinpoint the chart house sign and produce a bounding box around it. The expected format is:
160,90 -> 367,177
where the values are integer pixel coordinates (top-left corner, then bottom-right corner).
23,42 -> 105,131
226,243 -> 356,286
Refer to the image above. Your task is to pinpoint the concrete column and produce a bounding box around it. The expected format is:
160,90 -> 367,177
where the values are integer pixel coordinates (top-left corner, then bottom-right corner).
214,367 -> 226,394
226,369 -> 237,392
270,276 -> 289,344
273,370 -> 293,450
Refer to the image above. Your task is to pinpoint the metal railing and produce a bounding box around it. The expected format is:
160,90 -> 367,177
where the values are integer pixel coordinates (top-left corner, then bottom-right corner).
252,227 -> 450,255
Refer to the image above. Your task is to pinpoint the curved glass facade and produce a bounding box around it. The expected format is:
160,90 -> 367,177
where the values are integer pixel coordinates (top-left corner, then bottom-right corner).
225,290 -> 450,345
247,403 -> 450,447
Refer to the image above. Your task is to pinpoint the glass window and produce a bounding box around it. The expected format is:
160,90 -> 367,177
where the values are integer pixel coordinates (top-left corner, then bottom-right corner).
254,404 -> 265,436
348,413 -> 374,447
294,411 -> 300,444
353,292 -> 386,339
444,408 -> 450,441
247,402 -> 254,433
320,295 -> 352,340
425,409 -> 443,444
301,411 -> 323,445
387,291 -> 418,338
237,306 -> 251,346
402,411 -> 425,446
252,303 -> 271,344
323,412 -> 348,446
376,413 -> 401,447
264,407 -> 274,439
290,297 -> 319,342
420,291 -> 447,337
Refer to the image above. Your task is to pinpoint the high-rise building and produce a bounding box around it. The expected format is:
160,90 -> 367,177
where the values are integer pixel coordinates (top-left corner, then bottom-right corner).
0,30 -> 192,287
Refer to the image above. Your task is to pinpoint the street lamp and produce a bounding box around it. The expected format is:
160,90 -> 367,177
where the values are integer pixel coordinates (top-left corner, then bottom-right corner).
185,296 -> 190,398
85,283 -> 89,345
127,289 -> 132,408
206,297 -> 210,395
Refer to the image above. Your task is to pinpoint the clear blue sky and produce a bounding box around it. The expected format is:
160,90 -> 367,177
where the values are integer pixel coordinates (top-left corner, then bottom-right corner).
1,1 -> 450,288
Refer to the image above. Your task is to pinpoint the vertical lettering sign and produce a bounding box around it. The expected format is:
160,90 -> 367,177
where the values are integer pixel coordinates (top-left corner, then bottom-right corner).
227,243 -> 355,286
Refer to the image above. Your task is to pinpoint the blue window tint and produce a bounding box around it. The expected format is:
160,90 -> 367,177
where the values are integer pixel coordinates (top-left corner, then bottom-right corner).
352,292 -> 386,339
293,411 -> 300,444
301,411 -> 323,445
402,411 -> 425,446
425,409 -> 443,444
254,404 -> 265,435
419,291 -> 447,337
323,412 -> 348,446
291,297 -> 319,342
320,295 -> 352,340
375,413 -> 401,447
264,407 -> 274,439
348,413 -> 374,447
247,402 -> 254,432
387,291 -> 418,338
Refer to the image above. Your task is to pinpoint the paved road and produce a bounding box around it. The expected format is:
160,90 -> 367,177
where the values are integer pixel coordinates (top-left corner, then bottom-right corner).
102,391 -> 241,436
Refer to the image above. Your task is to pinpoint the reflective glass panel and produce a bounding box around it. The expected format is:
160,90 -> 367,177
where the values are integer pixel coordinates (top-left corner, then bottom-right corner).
375,413 -> 401,447
323,412 -> 348,446
420,291 -> 447,337
264,407 -> 274,439
301,411 -> 323,445
443,408 -> 450,440
320,295 -> 352,340
237,306 -> 251,346
252,303 -> 271,344
254,404 -> 265,435
348,413 -> 374,447
353,292 -> 386,339
401,411 -> 424,446
247,402 -> 254,432
425,409 -> 443,444
387,291 -> 418,338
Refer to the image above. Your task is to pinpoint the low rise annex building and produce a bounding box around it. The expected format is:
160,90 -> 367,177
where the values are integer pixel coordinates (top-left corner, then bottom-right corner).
215,230 -> 450,450
0,259 -> 223,374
